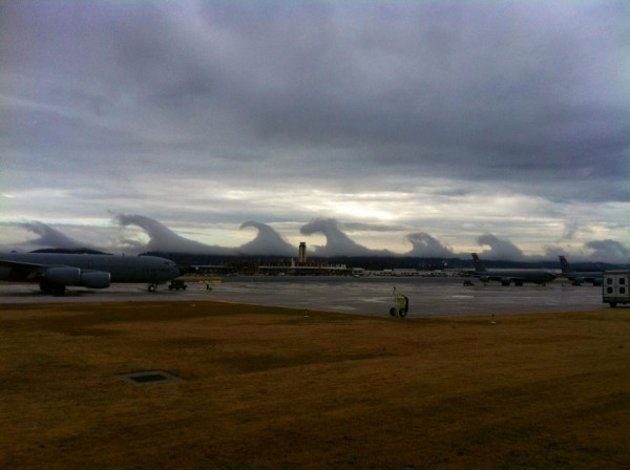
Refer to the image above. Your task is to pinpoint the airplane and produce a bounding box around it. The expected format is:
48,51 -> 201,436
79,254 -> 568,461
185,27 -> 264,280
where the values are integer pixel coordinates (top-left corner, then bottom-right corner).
471,253 -> 556,286
559,255 -> 603,286
0,252 -> 181,295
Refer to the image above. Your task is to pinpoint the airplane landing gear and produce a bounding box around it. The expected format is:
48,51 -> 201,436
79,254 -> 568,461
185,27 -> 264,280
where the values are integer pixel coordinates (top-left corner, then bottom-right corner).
148,283 -> 158,292
40,282 -> 66,296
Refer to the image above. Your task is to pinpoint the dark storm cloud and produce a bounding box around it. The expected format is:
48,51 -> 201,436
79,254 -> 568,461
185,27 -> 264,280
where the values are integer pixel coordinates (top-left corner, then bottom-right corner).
3,0 -> 628,201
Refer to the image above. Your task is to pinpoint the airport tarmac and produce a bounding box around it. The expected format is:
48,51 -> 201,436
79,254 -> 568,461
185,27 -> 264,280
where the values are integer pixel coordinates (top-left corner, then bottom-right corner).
0,277 -> 605,316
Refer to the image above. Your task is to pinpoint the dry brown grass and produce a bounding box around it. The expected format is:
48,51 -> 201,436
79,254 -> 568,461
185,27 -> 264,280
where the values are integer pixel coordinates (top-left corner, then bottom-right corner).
0,301 -> 628,468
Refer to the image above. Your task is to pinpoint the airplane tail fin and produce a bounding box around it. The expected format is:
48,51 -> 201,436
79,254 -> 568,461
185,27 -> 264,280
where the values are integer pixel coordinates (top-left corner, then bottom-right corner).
559,255 -> 570,274
471,253 -> 486,272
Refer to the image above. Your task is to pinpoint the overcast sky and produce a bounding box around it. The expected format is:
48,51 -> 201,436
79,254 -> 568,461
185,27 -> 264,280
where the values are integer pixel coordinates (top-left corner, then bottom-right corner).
1,1 -> 628,260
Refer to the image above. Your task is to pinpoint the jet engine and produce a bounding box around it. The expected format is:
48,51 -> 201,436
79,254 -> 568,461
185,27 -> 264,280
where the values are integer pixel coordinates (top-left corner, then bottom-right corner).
44,267 -> 111,288
45,266 -> 81,285
80,271 -> 111,289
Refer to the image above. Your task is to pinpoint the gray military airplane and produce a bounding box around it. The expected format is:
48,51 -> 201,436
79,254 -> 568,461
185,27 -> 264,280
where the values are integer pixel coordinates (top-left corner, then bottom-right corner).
559,255 -> 603,286
471,253 -> 556,286
0,252 -> 180,295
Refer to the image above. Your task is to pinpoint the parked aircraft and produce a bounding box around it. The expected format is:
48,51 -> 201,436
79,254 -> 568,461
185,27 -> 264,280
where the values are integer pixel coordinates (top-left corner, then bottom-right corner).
0,252 -> 180,295
471,253 -> 556,286
559,256 -> 603,286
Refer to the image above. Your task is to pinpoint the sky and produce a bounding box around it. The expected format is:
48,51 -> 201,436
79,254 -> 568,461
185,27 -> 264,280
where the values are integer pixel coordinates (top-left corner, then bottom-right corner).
1,1 -> 629,261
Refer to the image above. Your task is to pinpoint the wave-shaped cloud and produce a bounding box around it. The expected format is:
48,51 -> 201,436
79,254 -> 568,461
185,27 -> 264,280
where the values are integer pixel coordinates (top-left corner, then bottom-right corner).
585,239 -> 629,264
238,221 -> 295,256
3,216 -> 627,264
406,232 -> 454,258
300,218 -> 394,257
0,221 -> 94,252
116,214 -> 232,255
476,233 -> 525,260
21,221 -> 91,249
116,214 -> 295,256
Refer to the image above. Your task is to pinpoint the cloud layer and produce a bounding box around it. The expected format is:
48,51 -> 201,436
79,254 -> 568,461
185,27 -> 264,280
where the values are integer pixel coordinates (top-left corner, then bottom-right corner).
1,1 -> 628,255
2,215 -> 628,263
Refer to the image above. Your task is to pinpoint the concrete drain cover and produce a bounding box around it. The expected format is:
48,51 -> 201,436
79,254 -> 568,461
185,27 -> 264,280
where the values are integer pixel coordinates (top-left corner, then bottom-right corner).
119,371 -> 181,385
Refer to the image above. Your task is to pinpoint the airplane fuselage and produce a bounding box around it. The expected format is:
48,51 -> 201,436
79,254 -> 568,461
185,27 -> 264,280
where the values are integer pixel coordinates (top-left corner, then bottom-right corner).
564,271 -> 603,285
470,253 -> 556,285
558,256 -> 603,285
0,253 -> 180,284
474,269 -> 556,285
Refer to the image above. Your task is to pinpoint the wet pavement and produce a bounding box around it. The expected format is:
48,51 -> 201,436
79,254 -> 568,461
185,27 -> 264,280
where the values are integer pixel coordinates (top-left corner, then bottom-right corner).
0,276 -> 605,316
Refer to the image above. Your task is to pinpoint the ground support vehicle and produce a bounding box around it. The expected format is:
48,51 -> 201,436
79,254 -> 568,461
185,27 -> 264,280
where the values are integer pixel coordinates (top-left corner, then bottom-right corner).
168,279 -> 188,291
389,288 -> 409,317
603,271 -> 630,307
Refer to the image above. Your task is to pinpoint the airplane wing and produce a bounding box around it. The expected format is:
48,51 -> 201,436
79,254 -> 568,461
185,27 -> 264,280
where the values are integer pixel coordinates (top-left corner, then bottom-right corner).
0,258 -> 51,280
0,258 -> 48,268
0,256 -> 114,289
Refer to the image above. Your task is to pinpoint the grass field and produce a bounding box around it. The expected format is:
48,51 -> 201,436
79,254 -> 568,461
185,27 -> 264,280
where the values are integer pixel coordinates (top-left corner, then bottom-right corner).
0,301 -> 628,467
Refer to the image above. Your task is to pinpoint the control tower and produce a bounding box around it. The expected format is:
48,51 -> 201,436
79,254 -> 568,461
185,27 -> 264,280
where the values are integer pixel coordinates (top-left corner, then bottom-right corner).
298,242 -> 307,264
